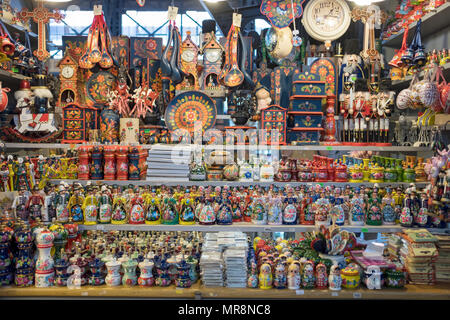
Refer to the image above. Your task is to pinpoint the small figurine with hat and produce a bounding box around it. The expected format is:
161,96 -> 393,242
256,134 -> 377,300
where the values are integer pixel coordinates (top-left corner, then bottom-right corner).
26,185 -> 44,222
11,185 -> 29,221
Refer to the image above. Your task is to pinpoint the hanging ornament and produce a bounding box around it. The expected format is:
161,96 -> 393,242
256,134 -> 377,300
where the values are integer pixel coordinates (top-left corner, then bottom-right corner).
260,0 -> 306,29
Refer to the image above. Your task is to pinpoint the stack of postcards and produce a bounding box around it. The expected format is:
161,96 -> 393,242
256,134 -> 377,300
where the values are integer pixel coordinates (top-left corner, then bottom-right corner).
435,235 -> 450,283
387,233 -> 403,260
200,233 -> 223,287
146,144 -> 191,182
399,229 -> 438,285
224,248 -> 248,288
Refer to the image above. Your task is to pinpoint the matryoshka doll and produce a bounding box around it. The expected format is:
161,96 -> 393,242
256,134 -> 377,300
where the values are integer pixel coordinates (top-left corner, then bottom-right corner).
328,265 -> 342,291
349,187 -> 365,226
259,263 -> 273,289
381,187 -> 396,225
161,190 -> 179,225
287,261 -> 301,290
300,187 -> 315,225
82,186 -> 98,225
314,190 -> 331,226
301,261 -> 315,289
129,188 -> 145,224
55,185 -> 70,223
273,261 -> 287,289
366,190 -> 382,226
247,261 -> 259,288
98,186 -> 112,224
283,187 -> 298,225
179,189 -> 195,225
111,192 -> 128,224
252,190 -> 267,225
331,188 -> 345,226
230,189 -> 242,222
315,263 -> 328,289
145,189 -> 161,225
268,190 -> 283,225
243,190 -> 253,222
216,189 -> 233,225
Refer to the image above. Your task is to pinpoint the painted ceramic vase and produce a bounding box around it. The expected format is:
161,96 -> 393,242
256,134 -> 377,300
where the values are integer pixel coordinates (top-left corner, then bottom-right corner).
100,108 -> 119,144
138,259 -> 154,287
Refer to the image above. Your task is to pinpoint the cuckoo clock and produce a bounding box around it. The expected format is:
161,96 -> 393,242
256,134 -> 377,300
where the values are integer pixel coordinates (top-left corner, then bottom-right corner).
177,31 -> 199,91
58,50 -> 85,108
200,31 -> 224,95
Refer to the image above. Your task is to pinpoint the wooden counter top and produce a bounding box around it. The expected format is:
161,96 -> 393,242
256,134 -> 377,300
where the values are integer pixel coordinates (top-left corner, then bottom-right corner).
1,283 -> 449,300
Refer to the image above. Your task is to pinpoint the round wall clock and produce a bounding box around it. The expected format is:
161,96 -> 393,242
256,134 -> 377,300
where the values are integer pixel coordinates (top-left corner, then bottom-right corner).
301,0 -> 351,42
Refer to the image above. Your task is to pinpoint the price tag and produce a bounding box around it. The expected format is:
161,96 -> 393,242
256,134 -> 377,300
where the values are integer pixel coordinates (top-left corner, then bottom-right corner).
295,290 -> 304,295
353,292 -> 362,299
233,13 -> 242,28
81,291 -> 88,296
326,146 -> 333,151
331,292 -> 339,297
168,6 -> 178,20
175,288 -> 183,294
361,228 -> 368,233
93,5 -> 102,16
97,225 -> 105,231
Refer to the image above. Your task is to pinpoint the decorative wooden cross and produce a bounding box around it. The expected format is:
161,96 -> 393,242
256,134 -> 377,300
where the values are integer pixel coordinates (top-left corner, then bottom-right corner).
18,1 -> 63,61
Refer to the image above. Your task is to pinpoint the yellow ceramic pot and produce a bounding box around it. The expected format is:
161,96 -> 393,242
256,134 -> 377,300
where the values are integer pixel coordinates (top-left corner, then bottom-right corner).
341,266 -> 360,289
369,166 -> 384,183
349,165 -> 363,183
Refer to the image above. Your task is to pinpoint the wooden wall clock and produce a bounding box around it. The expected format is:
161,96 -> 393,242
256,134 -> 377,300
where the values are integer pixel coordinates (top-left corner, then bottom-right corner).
58,51 -> 85,108
301,0 -> 351,42
177,31 -> 199,91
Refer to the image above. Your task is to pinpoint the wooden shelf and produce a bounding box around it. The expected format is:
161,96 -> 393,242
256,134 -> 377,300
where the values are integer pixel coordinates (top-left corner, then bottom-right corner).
4,143 -> 433,152
50,179 -> 430,188
391,62 -> 450,89
0,69 -> 31,83
382,3 -> 450,47
1,283 -> 449,300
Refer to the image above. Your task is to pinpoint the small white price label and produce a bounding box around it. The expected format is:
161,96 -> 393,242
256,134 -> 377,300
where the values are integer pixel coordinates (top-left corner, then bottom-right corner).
295,290 -> 304,295
168,6 -> 178,20
353,292 -> 362,299
93,5 -> 102,16
175,288 -> 183,294
331,292 -> 339,297
232,13 -> 242,28
81,291 -> 88,296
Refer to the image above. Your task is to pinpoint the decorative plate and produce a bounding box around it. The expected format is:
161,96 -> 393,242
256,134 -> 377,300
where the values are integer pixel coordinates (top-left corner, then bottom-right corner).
86,71 -> 116,105
165,91 -> 217,133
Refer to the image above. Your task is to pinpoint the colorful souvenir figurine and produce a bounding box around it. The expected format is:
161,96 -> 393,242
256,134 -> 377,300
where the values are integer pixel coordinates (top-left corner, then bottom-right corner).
105,258 -> 121,286
82,186 -> 98,225
121,257 -> 138,286
35,229 -> 55,287
247,261 -> 259,288
68,185 -> 84,224
12,186 -> 29,221
268,193 -> 283,225
366,190 -> 382,226
328,265 -> 342,291
302,261 -> 316,289
129,189 -> 145,225
259,263 -> 273,289
144,190 -> 161,225
138,259 -> 154,287
364,265 -> 382,290
98,186 -> 112,224
273,261 -> 287,289
161,191 -> 179,225
349,188 -> 365,226
382,188 -> 396,225
216,189 -> 233,225
287,261 -> 301,290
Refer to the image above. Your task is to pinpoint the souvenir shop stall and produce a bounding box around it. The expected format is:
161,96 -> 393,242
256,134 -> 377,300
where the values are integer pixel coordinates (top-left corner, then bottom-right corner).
0,0 -> 449,299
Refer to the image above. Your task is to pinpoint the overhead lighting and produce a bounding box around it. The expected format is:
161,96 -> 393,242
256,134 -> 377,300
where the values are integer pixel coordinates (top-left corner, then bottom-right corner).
203,0 -> 225,3
349,0 -> 384,6
43,0 -> 72,3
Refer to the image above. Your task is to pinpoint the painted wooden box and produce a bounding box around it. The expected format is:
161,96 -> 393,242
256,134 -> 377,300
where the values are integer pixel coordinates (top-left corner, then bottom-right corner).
288,112 -> 323,129
287,128 -> 323,145
292,71 -> 327,98
260,105 -> 287,145
62,103 -> 96,144
290,98 -> 323,113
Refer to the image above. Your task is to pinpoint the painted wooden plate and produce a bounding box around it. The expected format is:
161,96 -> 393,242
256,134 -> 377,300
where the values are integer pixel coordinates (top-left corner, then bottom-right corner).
164,91 -> 217,133
86,71 -> 116,105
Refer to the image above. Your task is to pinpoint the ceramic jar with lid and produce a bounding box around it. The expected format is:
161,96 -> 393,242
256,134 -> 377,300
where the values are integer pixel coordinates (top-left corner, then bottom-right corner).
239,161 -> 253,182
154,257 -> 171,287
105,258 -> 121,286
138,259 -> 154,287
122,258 -> 138,286
341,265 -> 361,289
89,258 -> 105,286
328,265 -> 342,291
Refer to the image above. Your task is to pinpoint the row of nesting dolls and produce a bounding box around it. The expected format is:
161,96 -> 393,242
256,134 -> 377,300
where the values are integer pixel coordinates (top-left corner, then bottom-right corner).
248,259 -> 405,290
10,183 -> 445,228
